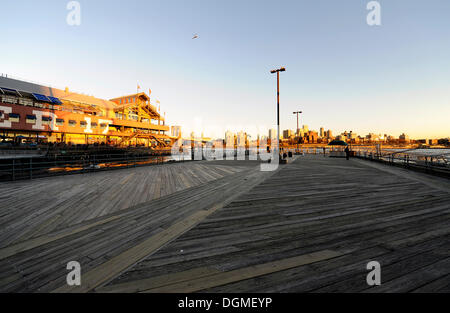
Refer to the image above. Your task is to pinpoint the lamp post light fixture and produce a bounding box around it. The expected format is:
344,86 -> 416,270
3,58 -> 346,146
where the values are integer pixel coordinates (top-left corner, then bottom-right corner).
293,110 -> 302,152
270,67 -> 286,158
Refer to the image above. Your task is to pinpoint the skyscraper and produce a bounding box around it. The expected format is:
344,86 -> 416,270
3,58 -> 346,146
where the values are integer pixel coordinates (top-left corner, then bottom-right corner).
283,129 -> 293,139
269,128 -> 277,140
225,131 -> 235,147
237,131 -> 246,147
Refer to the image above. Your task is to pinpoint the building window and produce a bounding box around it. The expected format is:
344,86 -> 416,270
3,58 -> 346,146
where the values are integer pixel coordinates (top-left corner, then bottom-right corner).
68,120 -> 77,127
100,123 -> 107,129
8,113 -> 20,123
42,116 -> 52,125
91,122 -> 98,128
26,115 -> 37,124
80,121 -> 87,128
56,118 -> 65,126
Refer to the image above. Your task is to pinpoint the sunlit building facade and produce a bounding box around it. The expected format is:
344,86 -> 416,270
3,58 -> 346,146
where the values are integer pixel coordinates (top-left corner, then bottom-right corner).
0,76 -> 172,147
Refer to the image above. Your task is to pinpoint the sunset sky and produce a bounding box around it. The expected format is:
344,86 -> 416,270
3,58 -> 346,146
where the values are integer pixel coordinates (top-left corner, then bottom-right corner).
1,0 -> 449,139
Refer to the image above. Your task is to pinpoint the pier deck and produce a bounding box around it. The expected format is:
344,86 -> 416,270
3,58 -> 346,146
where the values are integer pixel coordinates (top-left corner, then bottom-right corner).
0,156 -> 449,292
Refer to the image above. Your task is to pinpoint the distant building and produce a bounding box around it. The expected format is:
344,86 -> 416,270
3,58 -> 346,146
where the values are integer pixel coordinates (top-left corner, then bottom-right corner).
320,127 -> 324,138
171,126 -> 181,138
399,133 -> 410,143
348,131 -> 357,141
366,133 -> 380,142
269,129 -> 277,140
306,131 -> 318,143
259,135 -> 268,145
325,130 -> 333,139
302,125 -> 309,133
225,131 -> 235,147
213,139 -> 224,147
237,131 -> 246,147
283,129 -> 293,139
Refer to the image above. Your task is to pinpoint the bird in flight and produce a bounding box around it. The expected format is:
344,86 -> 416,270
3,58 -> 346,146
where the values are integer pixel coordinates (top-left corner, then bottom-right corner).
192,33 -> 199,39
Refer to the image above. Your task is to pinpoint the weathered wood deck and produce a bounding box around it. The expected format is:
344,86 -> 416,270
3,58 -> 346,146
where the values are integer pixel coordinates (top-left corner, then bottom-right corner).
0,156 -> 449,292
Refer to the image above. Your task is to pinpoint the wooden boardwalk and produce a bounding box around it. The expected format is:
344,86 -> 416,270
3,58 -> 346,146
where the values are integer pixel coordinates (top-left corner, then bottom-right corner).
0,162 -> 249,248
0,156 -> 449,292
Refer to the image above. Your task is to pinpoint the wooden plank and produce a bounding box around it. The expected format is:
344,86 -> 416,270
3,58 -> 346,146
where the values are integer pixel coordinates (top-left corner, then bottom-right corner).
97,267 -> 221,293
0,215 -> 120,260
52,209 -> 216,293
142,250 -> 342,293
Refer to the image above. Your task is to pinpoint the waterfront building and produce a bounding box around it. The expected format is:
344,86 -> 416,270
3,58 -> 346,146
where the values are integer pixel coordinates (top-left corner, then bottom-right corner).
0,76 -> 171,147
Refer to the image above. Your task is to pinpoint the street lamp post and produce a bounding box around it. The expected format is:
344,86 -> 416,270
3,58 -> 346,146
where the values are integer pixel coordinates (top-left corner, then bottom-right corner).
293,110 -> 302,153
270,67 -> 285,159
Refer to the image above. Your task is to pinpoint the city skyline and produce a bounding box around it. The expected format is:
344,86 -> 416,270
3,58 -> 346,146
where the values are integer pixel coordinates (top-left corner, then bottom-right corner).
171,124 -> 446,143
1,0 -> 449,139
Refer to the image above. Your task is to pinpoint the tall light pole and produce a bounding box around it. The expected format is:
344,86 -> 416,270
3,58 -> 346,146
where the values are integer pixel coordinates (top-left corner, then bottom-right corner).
270,67 -> 285,157
293,110 -> 302,152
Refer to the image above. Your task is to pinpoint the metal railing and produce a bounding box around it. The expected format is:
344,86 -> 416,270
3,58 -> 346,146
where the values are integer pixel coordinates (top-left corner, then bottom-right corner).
0,153 -> 188,182
351,146 -> 450,177
277,145 -> 450,177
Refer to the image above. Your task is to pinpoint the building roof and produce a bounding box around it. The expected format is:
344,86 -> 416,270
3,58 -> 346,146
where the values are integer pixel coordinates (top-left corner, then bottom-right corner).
110,92 -> 150,102
0,76 -> 117,110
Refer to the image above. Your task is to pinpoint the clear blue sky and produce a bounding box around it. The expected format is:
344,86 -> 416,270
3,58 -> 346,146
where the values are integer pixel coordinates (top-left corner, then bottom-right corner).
1,0 -> 449,139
